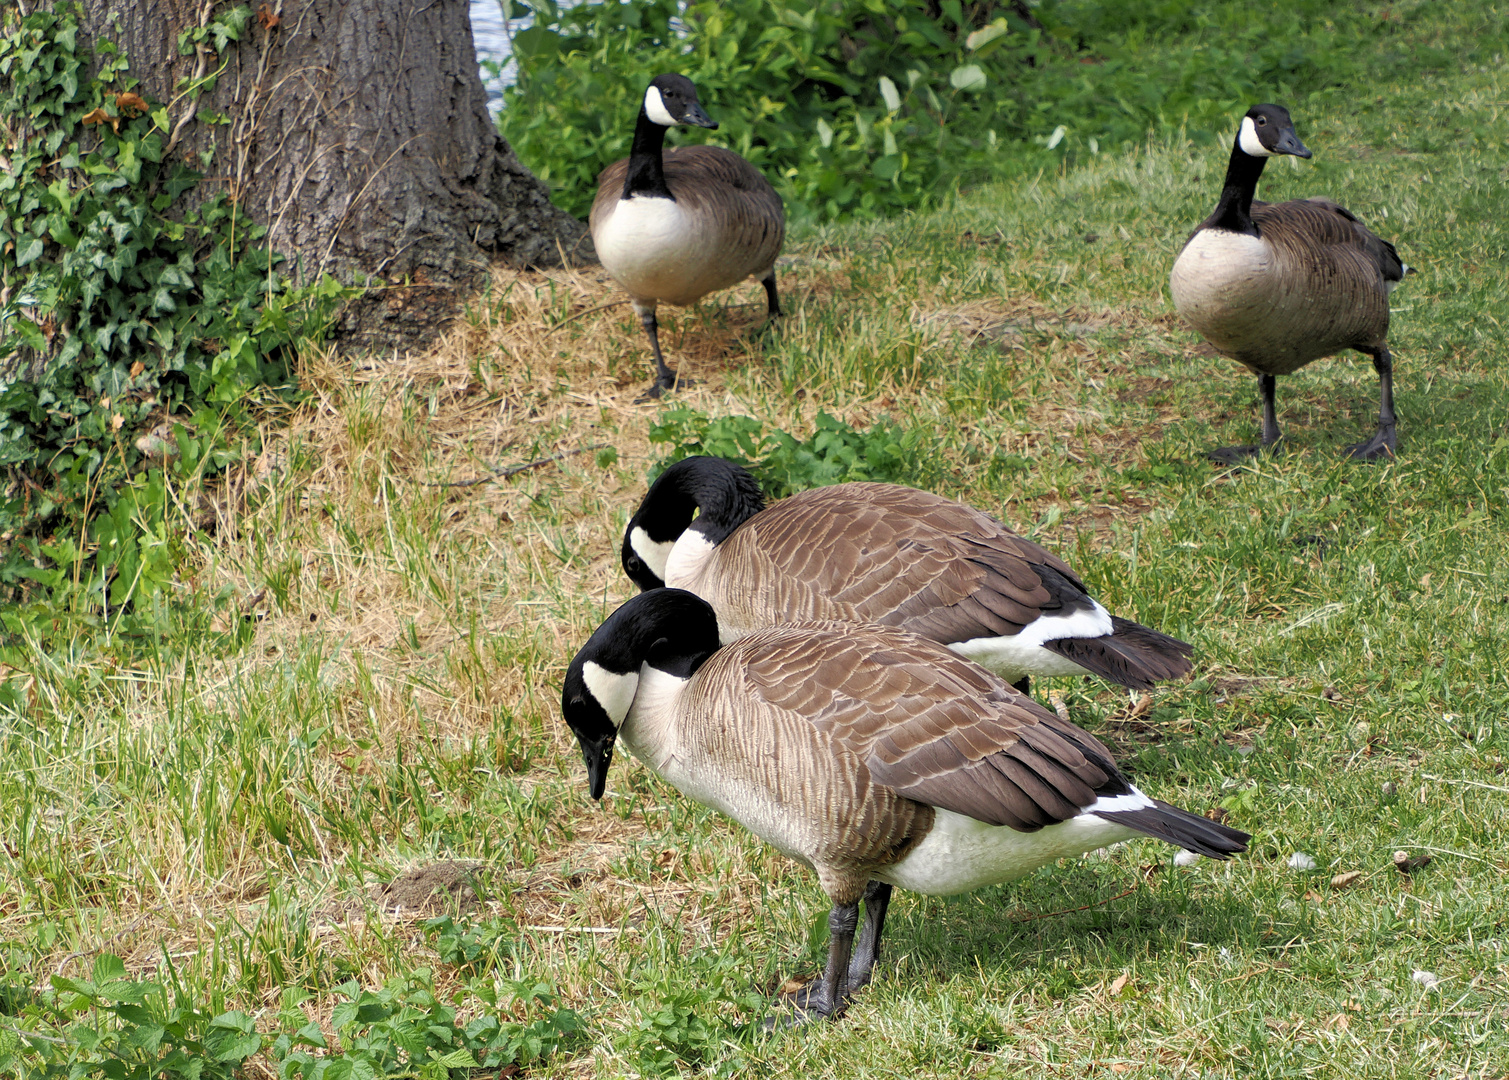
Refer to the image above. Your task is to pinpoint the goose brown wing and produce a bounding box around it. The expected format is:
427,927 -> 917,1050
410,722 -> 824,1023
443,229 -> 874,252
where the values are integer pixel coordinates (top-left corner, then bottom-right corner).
590,157 -> 630,234
721,483 -> 1096,643
741,627 -> 1129,832
1254,198 -> 1403,283
664,146 -> 784,275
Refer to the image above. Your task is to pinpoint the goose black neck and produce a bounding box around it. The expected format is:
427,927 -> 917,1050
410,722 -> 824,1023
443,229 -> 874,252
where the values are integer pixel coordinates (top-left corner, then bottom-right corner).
647,457 -> 766,545
622,110 -> 674,200
614,589 -> 722,679
1207,139 -> 1268,235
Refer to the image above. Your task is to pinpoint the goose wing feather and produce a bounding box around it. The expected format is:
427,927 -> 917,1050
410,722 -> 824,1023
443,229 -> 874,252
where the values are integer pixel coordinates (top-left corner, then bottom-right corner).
739,627 -> 1128,832
1255,196 -> 1405,282
705,483 -> 1097,642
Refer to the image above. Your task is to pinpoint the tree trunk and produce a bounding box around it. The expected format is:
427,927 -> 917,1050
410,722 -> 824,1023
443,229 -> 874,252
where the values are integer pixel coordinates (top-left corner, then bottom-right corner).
80,0 -> 591,353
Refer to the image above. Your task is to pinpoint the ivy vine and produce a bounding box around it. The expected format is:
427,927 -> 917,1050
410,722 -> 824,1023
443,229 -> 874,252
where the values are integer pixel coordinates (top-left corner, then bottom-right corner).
0,2 -> 348,654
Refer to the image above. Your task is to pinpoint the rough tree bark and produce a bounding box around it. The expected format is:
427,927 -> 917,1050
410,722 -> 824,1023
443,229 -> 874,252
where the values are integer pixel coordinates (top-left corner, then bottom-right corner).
80,0 -> 591,352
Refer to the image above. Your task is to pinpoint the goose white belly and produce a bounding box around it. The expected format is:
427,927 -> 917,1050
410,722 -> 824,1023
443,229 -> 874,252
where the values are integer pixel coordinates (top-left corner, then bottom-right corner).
594,196 -> 742,306
1170,229 -> 1275,326
948,600 -> 1114,682
878,801 -> 1144,897
1171,229 -> 1342,374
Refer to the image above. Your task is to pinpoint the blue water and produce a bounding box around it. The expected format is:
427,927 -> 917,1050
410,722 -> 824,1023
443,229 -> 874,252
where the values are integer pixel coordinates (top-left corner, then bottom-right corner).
470,0 -> 517,108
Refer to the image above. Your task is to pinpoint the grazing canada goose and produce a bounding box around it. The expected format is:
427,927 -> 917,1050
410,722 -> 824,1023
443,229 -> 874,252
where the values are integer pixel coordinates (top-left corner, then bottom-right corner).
590,74 -> 785,399
562,589 -> 1249,1021
620,456 -> 1193,694
1170,103 -> 1410,462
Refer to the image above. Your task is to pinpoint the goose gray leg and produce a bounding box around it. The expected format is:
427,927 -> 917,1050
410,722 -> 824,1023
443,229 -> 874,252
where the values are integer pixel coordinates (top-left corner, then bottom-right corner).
1258,373 -> 1282,448
633,301 -> 690,401
846,881 -> 894,991
1208,373 -> 1281,464
775,900 -> 858,1026
761,273 -> 782,319
1344,346 -> 1398,460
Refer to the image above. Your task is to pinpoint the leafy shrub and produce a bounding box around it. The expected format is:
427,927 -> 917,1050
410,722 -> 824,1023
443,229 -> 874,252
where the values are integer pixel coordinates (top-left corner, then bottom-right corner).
1,953 -> 261,1080
500,0 -> 1044,222
648,406 -> 944,498
0,4 -> 350,653
498,0 -> 1399,222
0,955 -> 580,1080
624,952 -> 763,1075
424,914 -> 520,977
268,972 -> 581,1079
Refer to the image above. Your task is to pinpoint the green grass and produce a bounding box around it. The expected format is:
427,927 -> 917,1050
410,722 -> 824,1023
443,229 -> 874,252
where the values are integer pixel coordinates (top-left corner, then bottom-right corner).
4,1 -> 1509,1076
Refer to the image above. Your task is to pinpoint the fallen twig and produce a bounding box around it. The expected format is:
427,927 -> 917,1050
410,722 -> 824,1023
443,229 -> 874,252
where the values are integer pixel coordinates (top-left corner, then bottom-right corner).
1006,881 -> 1138,923
547,299 -> 627,334
422,444 -> 606,488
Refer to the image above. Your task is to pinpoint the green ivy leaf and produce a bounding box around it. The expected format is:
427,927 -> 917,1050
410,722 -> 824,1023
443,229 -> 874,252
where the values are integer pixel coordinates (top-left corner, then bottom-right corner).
14,235 -> 43,266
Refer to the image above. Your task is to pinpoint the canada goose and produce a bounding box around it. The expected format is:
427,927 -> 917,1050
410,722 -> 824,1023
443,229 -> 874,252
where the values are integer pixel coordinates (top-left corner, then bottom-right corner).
590,74 -> 785,399
1170,103 -> 1409,463
562,589 -> 1249,1021
620,456 -> 1193,694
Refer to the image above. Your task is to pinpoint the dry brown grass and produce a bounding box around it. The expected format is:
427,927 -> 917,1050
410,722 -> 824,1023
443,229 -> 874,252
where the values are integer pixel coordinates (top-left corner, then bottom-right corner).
12,232 -> 1202,1031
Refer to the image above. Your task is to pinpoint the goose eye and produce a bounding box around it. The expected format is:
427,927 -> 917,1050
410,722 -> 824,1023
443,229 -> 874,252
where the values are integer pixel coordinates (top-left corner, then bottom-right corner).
1256,117 -> 1267,126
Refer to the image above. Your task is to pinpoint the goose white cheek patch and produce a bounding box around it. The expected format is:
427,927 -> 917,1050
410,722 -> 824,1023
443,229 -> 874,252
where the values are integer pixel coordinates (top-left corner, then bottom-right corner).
582,661 -> 640,727
644,85 -> 678,127
629,526 -> 676,583
1239,116 -> 1275,158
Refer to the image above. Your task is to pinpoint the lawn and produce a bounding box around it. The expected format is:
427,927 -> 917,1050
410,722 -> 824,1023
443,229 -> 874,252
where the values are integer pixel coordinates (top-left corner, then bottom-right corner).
2,2 -> 1509,1077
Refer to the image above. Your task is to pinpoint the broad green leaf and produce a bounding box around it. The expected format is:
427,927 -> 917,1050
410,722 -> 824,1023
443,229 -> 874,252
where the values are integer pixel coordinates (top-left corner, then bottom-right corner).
965,19 -> 1009,51
949,64 -> 987,92
15,235 -> 43,266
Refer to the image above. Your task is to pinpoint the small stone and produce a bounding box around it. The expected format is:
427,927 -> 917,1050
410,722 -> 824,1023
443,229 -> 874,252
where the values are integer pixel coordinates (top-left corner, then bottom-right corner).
1411,969 -> 1442,990
1288,852 -> 1318,871
1174,850 -> 1203,867
1381,781 -> 1397,798
1322,686 -> 1341,701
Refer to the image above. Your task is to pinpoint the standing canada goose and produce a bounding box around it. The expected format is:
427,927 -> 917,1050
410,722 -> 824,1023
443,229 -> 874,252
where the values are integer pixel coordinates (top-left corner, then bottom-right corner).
620,456 -> 1193,694
563,589 -> 1249,1021
1170,103 -> 1409,463
590,74 -> 785,399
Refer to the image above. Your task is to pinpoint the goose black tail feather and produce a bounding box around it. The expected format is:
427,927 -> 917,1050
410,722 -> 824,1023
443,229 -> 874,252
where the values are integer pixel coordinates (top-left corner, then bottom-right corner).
1094,799 -> 1249,859
1041,616 -> 1195,691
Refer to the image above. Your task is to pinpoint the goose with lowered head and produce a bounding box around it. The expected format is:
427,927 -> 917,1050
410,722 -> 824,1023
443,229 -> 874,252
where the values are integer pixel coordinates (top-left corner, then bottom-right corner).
562,589 -> 1249,1021
621,456 -> 1194,694
590,74 -> 784,399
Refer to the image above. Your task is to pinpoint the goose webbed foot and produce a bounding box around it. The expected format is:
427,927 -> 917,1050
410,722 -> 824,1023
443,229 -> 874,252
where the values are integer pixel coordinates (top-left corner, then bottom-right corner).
763,979 -> 847,1030
633,371 -> 697,403
1344,423 -> 1397,461
1206,443 -> 1263,466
